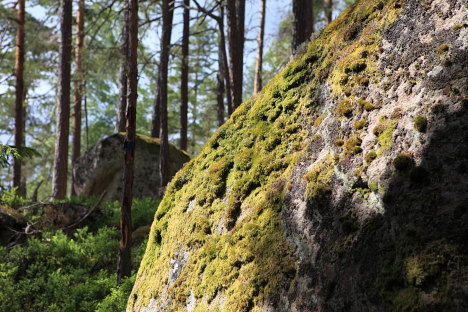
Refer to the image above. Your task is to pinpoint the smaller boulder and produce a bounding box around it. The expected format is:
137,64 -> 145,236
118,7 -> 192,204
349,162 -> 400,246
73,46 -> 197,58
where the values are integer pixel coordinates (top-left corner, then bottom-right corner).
73,134 -> 190,200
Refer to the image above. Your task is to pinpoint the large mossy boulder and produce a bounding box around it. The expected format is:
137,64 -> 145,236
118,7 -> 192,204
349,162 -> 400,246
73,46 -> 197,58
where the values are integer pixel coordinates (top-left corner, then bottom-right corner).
129,0 -> 468,311
73,134 -> 190,200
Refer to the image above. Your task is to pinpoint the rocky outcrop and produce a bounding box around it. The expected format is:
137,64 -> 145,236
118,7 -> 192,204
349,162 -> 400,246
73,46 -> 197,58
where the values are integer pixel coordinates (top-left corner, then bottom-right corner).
73,134 -> 190,201
129,0 -> 468,311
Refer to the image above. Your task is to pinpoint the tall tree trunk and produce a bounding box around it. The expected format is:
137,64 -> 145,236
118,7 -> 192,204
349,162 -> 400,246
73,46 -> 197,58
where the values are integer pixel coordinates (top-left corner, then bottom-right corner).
13,0 -> 25,196
180,0 -> 189,151
150,95 -> 161,138
324,0 -> 333,25
226,0 -> 245,110
52,0 -> 73,200
116,0 -> 129,133
118,0 -> 138,282
253,0 -> 266,95
218,4 -> 232,116
216,68 -> 224,127
71,0 -> 85,196
292,0 -> 313,51
159,0 -> 174,188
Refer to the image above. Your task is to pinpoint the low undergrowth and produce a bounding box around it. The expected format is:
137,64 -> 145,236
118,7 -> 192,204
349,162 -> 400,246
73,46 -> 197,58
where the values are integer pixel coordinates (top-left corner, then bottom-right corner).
0,196 -> 159,312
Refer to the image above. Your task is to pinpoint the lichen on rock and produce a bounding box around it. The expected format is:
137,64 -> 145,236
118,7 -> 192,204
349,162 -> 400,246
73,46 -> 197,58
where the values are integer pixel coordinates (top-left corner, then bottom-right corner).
128,0 -> 468,311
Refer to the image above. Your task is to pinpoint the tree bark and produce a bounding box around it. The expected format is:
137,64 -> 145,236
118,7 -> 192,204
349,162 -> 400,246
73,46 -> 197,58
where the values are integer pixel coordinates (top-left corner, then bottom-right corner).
226,0 -> 245,110
52,0 -> 73,200
180,0 -> 189,151
150,95 -> 161,138
292,0 -> 314,51
116,0 -> 129,133
159,0 -> 174,188
71,0 -> 85,196
324,0 -> 332,25
218,4 -> 232,116
13,0 -> 25,196
216,67 -> 224,127
118,0 -> 138,282
253,0 -> 266,95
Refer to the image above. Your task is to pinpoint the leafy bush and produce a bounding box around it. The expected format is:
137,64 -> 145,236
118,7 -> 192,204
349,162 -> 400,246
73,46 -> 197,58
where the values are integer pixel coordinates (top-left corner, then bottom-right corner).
0,197 -> 159,312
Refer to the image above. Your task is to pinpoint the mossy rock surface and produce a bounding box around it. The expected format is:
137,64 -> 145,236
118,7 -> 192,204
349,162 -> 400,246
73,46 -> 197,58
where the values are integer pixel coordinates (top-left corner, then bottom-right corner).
73,133 -> 190,201
129,0 -> 468,311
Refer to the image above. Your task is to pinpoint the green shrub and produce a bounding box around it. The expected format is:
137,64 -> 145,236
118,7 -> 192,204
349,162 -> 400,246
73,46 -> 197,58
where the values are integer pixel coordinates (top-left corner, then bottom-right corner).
0,197 -> 157,312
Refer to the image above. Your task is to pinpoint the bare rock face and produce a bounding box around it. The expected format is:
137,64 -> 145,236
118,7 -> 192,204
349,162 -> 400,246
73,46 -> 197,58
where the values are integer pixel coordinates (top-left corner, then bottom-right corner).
129,0 -> 467,311
73,134 -> 190,201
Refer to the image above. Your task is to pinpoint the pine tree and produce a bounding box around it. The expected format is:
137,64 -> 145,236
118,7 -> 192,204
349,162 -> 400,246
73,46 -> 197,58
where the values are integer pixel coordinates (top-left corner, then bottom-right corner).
116,0 -> 129,133
118,0 -> 138,281
292,0 -> 313,50
71,0 -> 85,196
226,0 -> 245,110
324,0 -> 333,25
52,0 -> 73,200
158,0 -> 175,188
13,0 -> 25,196
253,0 -> 266,95
180,0 -> 190,151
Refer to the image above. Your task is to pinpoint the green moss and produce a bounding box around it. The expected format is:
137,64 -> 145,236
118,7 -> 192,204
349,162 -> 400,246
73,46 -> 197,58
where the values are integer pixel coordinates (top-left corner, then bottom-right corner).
414,115 -> 427,133
374,118 -> 397,156
358,98 -> 375,111
356,76 -> 370,86
313,115 -> 325,127
437,44 -> 449,54
377,238 -> 467,311
354,119 -> 367,130
234,149 -> 254,171
365,151 -> 377,163
451,24 -> 463,31
304,154 -> 335,205
336,99 -> 354,117
334,138 -> 344,146
344,136 -> 363,155
393,154 -> 414,171
129,1 -> 406,310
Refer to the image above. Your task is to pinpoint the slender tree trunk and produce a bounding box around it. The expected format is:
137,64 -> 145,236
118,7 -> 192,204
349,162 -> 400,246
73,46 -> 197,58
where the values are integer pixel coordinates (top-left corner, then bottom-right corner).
226,0 -> 245,110
118,0 -> 138,282
292,0 -> 313,51
71,0 -> 85,196
180,0 -> 189,151
218,4 -> 232,116
52,0 -> 73,200
253,0 -> 266,95
216,67 -> 224,127
150,95 -> 161,138
217,4 -> 231,116
159,0 -> 174,188
324,0 -> 333,25
13,0 -> 25,196
116,0 -> 129,133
